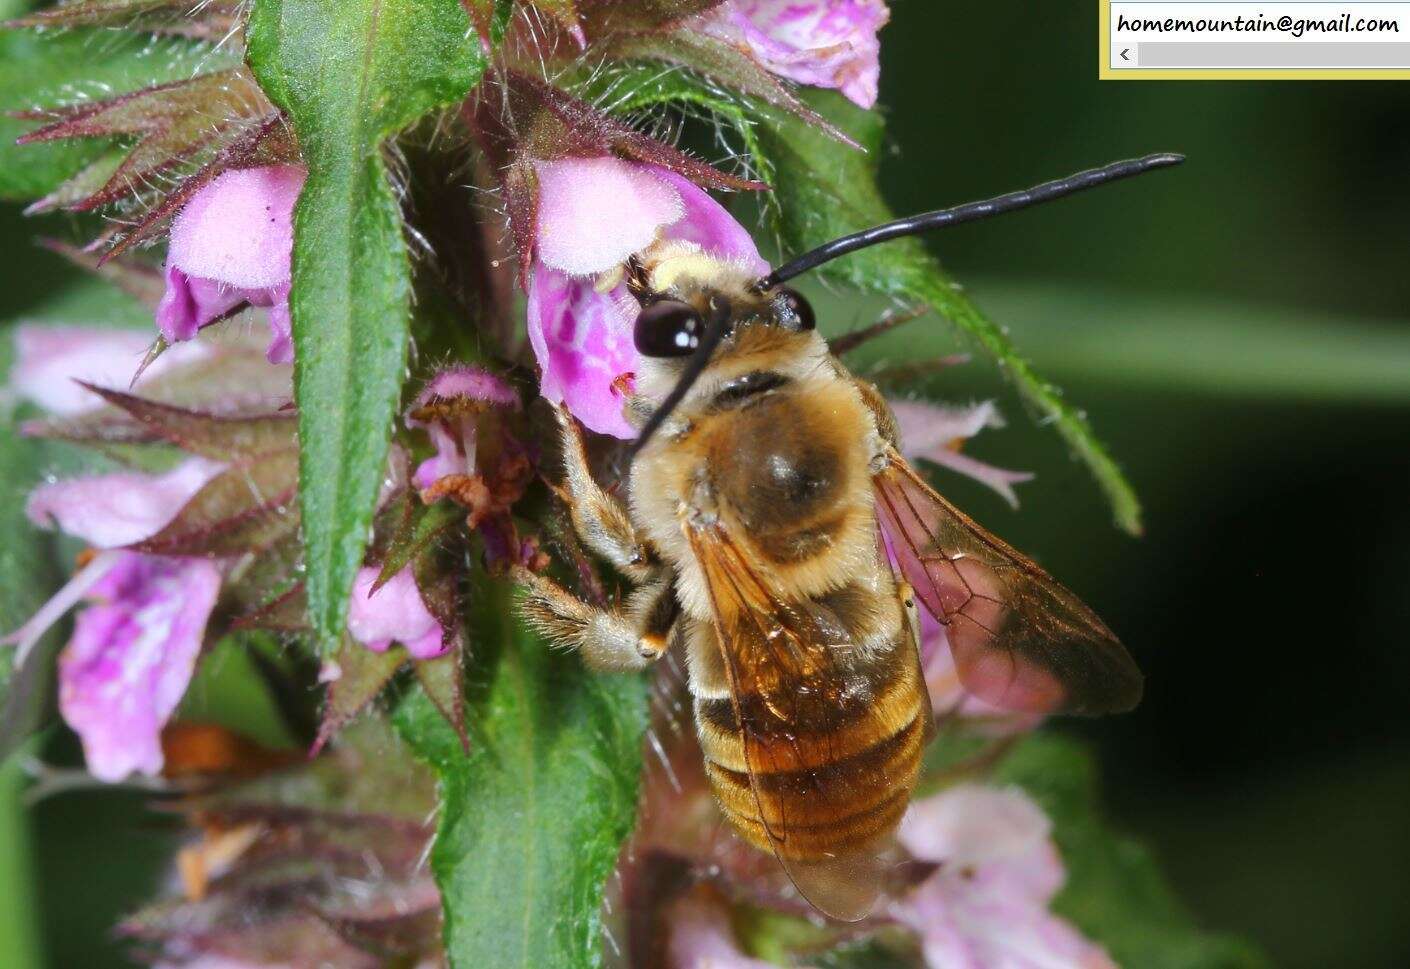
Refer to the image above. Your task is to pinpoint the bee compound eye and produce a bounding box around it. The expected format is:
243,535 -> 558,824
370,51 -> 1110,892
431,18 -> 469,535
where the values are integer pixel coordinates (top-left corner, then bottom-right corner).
634,299 -> 705,358
774,287 -> 816,331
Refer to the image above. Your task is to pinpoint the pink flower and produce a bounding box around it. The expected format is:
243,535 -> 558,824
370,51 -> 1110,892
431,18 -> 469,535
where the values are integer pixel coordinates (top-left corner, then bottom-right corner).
5,338 -> 231,781
404,365 -> 520,491
59,553 -> 223,782
890,399 -> 1034,508
404,365 -> 538,571
526,157 -> 767,437
6,454 -> 222,662
893,785 -> 1116,969
6,457 -> 225,782
667,888 -> 813,969
26,458 -> 224,549
156,165 -> 306,364
8,325 -> 211,417
697,0 -> 890,108
346,566 -> 447,660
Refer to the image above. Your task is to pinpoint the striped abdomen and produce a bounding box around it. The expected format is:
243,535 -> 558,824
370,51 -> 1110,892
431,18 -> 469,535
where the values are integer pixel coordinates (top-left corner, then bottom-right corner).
692,624 -> 928,861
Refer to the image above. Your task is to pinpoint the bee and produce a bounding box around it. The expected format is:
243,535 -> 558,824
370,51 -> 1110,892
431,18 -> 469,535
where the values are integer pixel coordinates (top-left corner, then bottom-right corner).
518,154 -> 1179,920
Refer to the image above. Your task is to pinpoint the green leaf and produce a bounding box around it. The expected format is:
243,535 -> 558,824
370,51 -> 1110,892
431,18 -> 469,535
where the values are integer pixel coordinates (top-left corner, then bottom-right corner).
574,60 -> 775,186
374,500 -> 464,592
0,29 -> 235,200
246,0 -> 487,651
396,576 -> 648,969
997,734 -> 1269,969
752,91 -> 1144,535
0,414 -> 58,763
0,314 -> 60,760
315,636 -> 407,752
75,385 -> 298,461
956,279 -> 1410,405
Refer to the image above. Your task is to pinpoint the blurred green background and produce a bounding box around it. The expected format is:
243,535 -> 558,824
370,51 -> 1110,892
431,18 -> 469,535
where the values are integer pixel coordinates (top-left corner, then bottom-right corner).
3,1 -> 1410,967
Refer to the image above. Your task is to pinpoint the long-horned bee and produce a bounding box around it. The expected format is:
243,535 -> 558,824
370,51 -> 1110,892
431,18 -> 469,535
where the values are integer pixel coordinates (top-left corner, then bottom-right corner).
518,155 -> 1178,920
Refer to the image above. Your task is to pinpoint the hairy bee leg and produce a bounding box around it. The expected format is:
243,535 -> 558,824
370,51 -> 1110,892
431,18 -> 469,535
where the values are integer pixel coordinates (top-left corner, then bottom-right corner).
515,568 -> 678,672
551,405 -> 656,582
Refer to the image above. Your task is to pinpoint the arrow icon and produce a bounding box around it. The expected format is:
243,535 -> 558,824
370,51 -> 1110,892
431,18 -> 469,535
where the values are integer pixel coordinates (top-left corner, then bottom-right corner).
1120,48 -> 1131,62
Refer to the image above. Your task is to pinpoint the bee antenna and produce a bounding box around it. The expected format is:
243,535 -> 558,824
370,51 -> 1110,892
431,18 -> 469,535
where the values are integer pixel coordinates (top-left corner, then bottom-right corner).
757,153 -> 1184,289
625,298 -> 733,462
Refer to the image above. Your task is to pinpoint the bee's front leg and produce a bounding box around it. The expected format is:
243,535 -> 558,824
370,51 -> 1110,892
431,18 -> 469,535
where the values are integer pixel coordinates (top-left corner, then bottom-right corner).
515,569 -> 679,672
550,405 -> 657,582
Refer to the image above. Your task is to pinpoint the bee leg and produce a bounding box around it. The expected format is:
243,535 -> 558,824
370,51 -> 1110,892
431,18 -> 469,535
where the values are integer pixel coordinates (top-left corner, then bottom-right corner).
550,405 -> 656,582
515,569 -> 678,672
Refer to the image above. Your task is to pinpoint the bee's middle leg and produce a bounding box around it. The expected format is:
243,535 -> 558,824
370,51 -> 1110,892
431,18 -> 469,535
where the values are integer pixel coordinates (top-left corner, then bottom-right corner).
550,405 -> 656,581
516,569 -> 678,672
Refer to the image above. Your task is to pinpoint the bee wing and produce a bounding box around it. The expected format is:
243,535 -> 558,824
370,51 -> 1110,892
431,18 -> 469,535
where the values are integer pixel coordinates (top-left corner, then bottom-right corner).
873,450 -> 1143,716
685,520 -> 926,922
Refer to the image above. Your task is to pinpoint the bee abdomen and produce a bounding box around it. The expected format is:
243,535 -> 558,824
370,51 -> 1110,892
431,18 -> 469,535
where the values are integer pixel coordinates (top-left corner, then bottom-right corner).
695,664 -> 926,861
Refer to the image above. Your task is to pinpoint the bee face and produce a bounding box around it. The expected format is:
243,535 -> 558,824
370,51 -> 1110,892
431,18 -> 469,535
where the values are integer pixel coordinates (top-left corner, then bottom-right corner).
628,251 -> 820,408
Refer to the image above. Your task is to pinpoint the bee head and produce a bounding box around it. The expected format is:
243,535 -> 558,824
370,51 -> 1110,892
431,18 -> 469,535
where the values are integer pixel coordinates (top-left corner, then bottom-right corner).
622,153 -> 1184,460
627,245 -> 815,364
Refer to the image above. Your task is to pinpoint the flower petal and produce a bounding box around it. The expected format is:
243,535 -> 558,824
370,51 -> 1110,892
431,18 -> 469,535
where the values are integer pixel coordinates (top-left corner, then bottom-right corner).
346,566 -> 446,660
406,365 -> 521,490
1,550 -> 123,668
891,399 -> 1003,451
534,156 -> 684,276
58,552 -> 222,782
666,888 -> 795,969
412,422 -> 470,492
407,365 -> 520,419
894,784 -> 1115,969
699,0 -> 890,109
155,267 -> 251,345
263,284 -> 293,365
524,162 -> 768,437
167,166 -> 305,289
891,399 -> 1033,507
26,457 -> 226,549
526,266 -> 639,438
8,325 -> 210,417
899,783 -> 1051,869
656,168 -> 769,271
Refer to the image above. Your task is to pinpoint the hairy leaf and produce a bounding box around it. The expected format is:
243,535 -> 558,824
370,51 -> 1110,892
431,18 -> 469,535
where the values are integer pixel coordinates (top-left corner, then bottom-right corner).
580,0 -> 725,35
24,150 -> 126,215
314,637 -> 408,754
4,0 -> 241,36
412,647 -> 468,755
601,30 -> 847,143
231,583 -> 310,634
17,68 -> 275,212
396,577 -> 648,969
572,59 -> 775,186
459,0 -> 514,45
753,92 -> 1144,535
246,0 -> 488,652
104,115 -> 299,261
998,735 -> 1269,969
75,384 -> 297,461
0,29 -> 237,200
373,500 -> 464,592
531,0 -> 586,44
131,450 -> 300,556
